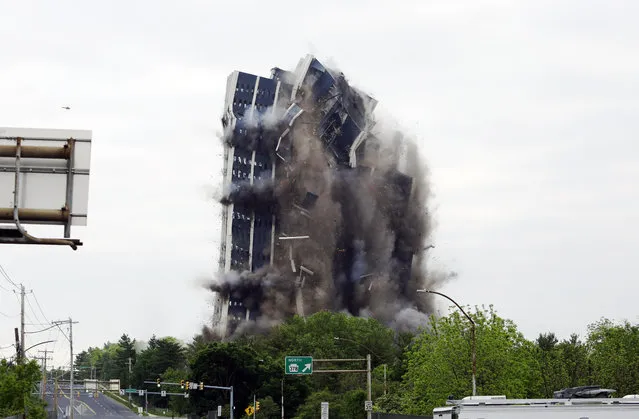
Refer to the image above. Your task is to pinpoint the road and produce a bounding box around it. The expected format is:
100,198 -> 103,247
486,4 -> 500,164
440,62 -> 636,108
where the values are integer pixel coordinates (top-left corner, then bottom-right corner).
47,390 -> 140,418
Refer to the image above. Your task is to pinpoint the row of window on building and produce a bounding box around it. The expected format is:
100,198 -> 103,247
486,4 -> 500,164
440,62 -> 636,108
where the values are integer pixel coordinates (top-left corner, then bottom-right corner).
235,84 -> 276,99
233,100 -> 272,111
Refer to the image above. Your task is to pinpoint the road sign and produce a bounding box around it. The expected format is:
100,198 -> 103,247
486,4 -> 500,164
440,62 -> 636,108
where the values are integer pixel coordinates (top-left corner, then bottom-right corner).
119,389 -> 125,396
245,406 -> 254,416
138,390 -> 144,396
161,390 -> 166,397
217,406 -> 222,417
285,356 -> 313,375
364,400 -> 373,411
321,401 -> 329,419
125,389 -> 137,393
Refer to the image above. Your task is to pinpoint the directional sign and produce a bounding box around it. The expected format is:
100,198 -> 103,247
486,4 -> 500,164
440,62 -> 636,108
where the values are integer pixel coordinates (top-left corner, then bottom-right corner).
161,390 -> 166,397
119,389 -> 125,396
285,356 -> 313,375
125,389 -> 137,394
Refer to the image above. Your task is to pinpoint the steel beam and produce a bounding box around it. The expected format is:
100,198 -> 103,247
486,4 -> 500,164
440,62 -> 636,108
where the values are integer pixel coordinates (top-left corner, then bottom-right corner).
0,144 -> 70,159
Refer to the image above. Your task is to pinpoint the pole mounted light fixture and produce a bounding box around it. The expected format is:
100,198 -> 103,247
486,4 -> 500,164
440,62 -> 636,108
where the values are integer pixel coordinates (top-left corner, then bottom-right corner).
417,289 -> 477,396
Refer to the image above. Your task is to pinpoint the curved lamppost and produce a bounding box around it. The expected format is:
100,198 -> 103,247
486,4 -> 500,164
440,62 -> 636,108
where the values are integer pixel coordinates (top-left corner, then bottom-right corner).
24,340 -> 55,354
417,289 -> 477,396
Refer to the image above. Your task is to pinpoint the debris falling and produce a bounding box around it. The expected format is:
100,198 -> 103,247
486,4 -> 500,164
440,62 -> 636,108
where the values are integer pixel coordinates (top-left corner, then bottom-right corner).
208,55 -> 451,338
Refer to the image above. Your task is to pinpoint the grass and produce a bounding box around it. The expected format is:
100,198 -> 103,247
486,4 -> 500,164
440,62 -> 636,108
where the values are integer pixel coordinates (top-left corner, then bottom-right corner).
102,390 -> 149,416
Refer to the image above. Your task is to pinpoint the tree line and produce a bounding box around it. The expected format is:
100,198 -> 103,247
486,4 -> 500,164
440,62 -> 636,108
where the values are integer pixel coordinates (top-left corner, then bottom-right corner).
72,307 -> 639,418
0,359 -> 47,418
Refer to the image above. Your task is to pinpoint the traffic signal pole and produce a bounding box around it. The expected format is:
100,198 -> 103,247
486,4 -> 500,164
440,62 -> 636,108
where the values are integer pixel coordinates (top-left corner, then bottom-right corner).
144,381 -> 234,419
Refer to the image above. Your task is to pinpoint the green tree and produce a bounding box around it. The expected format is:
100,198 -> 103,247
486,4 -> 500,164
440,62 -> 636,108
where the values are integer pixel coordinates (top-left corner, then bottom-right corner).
252,396 -> 280,419
587,318 -> 639,396
264,312 -> 397,409
401,305 -> 541,414
189,341 -> 265,416
558,334 -> 590,388
0,359 -> 46,419
158,367 -> 190,415
115,334 -> 136,388
74,350 -> 93,381
132,336 -> 186,385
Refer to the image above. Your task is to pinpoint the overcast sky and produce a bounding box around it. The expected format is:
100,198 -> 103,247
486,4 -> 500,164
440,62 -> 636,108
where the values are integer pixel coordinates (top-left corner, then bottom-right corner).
1,0 -> 638,368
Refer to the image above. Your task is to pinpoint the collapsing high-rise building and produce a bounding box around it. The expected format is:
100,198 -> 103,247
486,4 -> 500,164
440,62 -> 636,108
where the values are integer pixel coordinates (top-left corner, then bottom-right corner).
211,55 -> 430,338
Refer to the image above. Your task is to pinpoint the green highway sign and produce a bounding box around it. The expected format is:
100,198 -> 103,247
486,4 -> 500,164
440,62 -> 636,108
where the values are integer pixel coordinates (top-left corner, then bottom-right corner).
285,356 -> 313,375
124,389 -> 138,393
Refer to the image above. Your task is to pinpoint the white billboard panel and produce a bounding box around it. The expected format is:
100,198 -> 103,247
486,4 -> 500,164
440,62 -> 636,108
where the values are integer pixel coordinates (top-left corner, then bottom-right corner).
0,127 -> 92,246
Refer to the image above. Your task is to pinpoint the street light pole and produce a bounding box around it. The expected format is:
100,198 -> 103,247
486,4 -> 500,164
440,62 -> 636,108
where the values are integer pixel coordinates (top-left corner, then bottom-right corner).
366,354 -> 372,419
281,379 -> 284,419
417,289 -> 476,396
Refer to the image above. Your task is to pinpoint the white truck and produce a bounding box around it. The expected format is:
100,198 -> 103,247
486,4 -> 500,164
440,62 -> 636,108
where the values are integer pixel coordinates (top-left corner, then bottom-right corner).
434,394 -> 639,418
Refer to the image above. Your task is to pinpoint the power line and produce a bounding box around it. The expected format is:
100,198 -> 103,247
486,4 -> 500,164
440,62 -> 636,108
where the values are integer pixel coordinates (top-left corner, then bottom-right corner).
25,324 -> 59,334
0,311 -> 18,318
0,264 -> 19,289
25,295 -> 47,327
31,292 -> 50,324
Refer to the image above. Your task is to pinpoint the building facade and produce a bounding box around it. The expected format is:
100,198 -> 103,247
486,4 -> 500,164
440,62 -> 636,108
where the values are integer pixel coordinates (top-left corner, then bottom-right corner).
214,55 -> 418,337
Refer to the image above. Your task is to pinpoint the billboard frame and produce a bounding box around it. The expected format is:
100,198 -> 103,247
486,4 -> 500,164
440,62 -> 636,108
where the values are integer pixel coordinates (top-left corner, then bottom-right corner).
0,129 -> 91,250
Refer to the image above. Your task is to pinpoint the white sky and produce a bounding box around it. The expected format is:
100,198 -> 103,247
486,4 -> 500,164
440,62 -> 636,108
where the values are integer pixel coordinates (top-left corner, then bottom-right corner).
1,0 -> 638,367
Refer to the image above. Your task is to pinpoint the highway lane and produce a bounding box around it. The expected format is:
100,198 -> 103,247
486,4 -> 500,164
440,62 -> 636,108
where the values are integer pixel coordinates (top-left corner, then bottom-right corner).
46,390 -> 140,418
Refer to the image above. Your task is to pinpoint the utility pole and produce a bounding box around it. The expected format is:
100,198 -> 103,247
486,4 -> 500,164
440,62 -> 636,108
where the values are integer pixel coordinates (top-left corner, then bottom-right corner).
253,394 -> 256,419
53,378 -> 58,416
367,354 -> 372,419
14,328 -> 20,362
37,349 -> 53,400
69,318 -> 75,419
281,379 -> 284,419
128,357 -> 132,404
383,364 -> 387,396
53,318 -> 78,419
20,284 -> 25,362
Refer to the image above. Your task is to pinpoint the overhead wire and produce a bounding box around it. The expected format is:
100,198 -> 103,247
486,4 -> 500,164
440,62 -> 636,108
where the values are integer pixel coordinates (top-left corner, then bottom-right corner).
31,291 -> 50,324
25,294 -> 48,327
0,264 -> 19,289
0,267 -> 69,369
25,323 -> 59,334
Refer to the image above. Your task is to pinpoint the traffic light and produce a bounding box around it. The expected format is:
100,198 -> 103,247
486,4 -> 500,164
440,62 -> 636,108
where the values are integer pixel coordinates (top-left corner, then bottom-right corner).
199,382 -> 204,390
180,380 -> 185,389
156,377 -> 161,387
256,401 -> 260,411
185,381 -> 190,390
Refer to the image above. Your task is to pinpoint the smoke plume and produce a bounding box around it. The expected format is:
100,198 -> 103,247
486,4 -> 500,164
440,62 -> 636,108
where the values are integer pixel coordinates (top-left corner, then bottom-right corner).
207,56 -> 454,338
